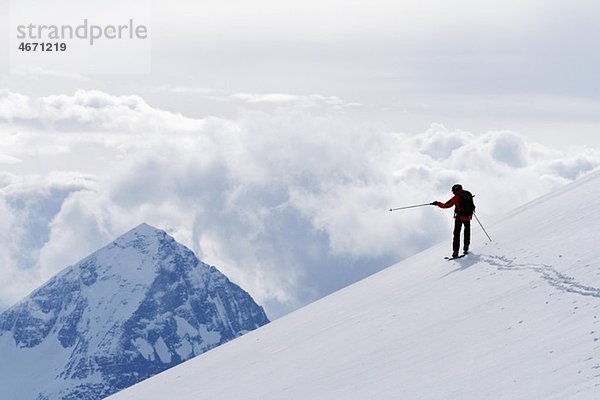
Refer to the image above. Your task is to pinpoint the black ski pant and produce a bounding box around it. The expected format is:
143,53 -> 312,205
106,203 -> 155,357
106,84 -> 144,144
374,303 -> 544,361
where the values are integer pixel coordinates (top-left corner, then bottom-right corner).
453,218 -> 471,255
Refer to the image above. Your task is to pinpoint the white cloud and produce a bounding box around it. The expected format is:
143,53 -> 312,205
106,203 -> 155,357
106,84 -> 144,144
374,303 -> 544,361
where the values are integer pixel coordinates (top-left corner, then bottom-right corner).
231,93 -> 301,104
150,87 -> 362,111
0,90 -> 30,121
413,124 -> 473,160
0,196 -> 41,304
229,93 -> 361,111
0,89 -> 204,134
1,89 -> 599,318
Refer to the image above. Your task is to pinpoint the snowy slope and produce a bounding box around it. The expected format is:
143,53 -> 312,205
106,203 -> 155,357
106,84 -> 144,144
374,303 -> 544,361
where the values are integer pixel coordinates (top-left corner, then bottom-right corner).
109,171 -> 600,400
0,223 -> 269,400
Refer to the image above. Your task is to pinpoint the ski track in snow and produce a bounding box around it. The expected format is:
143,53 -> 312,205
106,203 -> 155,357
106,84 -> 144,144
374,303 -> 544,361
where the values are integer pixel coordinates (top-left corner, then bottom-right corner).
482,254 -> 600,299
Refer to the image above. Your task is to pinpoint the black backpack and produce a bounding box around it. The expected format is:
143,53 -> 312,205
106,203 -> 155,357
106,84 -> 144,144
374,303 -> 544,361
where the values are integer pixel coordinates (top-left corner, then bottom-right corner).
457,190 -> 475,217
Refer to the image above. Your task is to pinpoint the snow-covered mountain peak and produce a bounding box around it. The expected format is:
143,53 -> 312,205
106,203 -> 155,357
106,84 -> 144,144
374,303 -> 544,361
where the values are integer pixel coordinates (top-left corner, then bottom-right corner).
62,223 -> 190,288
108,222 -> 173,259
114,222 -> 165,248
0,223 -> 269,400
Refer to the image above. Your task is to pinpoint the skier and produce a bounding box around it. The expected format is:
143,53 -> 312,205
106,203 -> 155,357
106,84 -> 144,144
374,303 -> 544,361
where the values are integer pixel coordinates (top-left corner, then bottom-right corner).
431,184 -> 475,259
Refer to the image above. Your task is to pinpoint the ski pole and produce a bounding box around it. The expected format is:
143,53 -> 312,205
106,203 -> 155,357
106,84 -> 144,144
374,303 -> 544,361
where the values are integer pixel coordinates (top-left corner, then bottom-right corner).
473,212 -> 492,242
389,203 -> 433,212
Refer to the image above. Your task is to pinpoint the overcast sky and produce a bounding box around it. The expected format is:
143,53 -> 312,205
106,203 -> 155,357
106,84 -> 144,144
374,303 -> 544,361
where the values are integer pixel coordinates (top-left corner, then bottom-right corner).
1,0 -> 599,318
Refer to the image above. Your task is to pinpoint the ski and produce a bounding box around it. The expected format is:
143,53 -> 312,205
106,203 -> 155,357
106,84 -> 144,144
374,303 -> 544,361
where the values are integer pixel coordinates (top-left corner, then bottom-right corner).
445,255 -> 466,260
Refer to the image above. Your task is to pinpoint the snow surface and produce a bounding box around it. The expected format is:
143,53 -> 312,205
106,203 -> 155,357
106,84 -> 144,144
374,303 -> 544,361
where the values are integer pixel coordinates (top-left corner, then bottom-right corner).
109,170 -> 600,400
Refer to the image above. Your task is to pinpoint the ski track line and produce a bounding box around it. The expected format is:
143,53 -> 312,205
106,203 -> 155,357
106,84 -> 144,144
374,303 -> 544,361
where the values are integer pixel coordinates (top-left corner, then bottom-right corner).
482,255 -> 600,299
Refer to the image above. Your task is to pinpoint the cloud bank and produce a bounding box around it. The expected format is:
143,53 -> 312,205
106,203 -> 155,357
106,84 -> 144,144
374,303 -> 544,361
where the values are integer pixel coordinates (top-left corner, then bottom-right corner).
1,89 -> 599,318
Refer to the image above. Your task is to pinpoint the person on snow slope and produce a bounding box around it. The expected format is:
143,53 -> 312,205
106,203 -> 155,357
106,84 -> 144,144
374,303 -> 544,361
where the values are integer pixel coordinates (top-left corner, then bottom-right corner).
431,184 -> 475,259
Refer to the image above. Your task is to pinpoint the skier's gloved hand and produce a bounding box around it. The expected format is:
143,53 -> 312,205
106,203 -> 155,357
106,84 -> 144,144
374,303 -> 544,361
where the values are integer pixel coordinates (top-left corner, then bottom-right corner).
431,201 -> 440,206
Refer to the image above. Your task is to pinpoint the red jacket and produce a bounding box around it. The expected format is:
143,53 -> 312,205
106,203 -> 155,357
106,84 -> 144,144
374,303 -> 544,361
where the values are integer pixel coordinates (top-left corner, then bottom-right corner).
436,190 -> 472,221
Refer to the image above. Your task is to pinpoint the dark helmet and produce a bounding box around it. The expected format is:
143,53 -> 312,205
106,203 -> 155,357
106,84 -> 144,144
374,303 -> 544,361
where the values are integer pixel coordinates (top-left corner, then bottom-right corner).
451,184 -> 462,193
